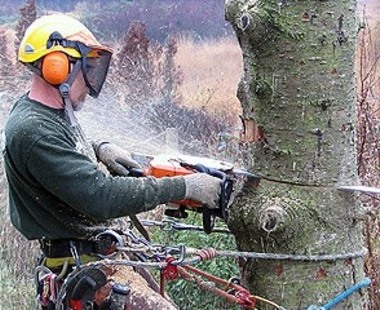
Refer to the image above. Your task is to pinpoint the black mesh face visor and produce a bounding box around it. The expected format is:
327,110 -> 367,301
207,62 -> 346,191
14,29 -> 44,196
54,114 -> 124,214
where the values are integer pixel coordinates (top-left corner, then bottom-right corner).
82,49 -> 112,98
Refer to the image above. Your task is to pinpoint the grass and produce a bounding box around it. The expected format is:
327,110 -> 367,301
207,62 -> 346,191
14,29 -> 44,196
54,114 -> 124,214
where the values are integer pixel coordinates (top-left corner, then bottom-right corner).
152,212 -> 240,310
0,172 -> 38,309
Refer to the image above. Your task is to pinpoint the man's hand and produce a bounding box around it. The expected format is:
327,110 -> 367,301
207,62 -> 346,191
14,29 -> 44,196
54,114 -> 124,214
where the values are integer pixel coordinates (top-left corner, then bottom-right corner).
184,173 -> 222,209
93,142 -> 141,176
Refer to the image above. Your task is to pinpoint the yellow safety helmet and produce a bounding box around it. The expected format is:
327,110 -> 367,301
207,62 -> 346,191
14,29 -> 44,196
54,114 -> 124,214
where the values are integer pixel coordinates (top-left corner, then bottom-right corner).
18,14 -> 113,99
18,14 -> 111,63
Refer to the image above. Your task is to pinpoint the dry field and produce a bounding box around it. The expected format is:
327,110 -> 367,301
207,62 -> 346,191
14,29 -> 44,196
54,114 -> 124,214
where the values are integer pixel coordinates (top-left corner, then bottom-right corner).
176,35 -> 242,116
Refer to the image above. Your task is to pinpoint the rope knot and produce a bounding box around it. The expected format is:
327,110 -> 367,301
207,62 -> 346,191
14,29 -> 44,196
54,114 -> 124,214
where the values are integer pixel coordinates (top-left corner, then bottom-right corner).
162,256 -> 179,280
236,290 -> 256,308
196,248 -> 217,261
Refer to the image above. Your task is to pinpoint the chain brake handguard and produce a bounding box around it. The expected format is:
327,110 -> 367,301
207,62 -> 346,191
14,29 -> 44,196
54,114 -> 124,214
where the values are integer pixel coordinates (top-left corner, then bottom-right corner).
182,163 -> 233,233
185,163 -> 233,218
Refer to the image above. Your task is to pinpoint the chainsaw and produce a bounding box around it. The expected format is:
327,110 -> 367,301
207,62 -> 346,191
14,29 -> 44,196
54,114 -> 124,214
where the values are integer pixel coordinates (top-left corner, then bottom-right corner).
128,154 -> 261,234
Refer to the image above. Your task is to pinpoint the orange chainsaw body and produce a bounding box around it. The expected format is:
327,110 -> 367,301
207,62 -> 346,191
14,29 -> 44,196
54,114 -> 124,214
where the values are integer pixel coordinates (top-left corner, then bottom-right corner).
145,157 -> 193,178
144,155 -> 203,209
138,154 -> 237,232
127,154 -> 239,231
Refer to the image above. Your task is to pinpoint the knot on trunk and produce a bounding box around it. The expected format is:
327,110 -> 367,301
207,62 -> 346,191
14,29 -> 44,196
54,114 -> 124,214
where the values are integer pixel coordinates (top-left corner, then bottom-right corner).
237,12 -> 251,31
259,198 -> 287,233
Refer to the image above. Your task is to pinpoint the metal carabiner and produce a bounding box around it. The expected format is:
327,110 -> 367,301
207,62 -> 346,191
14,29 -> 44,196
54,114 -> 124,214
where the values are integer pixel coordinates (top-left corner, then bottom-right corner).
94,229 -> 125,247
168,244 -> 186,265
93,229 -> 125,258
69,241 -> 82,268
162,219 -> 175,231
123,228 -> 151,246
34,265 -> 53,288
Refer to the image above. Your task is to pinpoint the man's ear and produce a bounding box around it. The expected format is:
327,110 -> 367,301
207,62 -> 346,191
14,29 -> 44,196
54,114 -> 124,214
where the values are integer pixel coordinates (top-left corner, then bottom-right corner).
41,52 -> 70,85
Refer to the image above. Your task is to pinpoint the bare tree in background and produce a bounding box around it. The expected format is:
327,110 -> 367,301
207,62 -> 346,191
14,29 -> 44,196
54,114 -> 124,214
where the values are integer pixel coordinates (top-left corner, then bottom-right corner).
0,28 -> 17,89
109,21 -> 184,109
109,21 -> 163,106
356,11 -> 380,309
14,0 -> 36,54
161,34 -> 183,104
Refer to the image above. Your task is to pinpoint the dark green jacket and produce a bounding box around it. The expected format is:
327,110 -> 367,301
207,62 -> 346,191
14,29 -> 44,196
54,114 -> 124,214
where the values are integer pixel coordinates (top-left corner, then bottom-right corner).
3,95 -> 186,240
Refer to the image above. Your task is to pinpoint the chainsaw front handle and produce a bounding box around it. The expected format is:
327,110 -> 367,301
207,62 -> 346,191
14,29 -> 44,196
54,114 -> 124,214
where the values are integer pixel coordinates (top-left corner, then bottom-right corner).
126,167 -> 145,177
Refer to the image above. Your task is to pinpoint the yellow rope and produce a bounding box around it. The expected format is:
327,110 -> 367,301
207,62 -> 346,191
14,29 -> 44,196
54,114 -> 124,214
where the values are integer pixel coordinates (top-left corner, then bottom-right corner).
252,295 -> 284,309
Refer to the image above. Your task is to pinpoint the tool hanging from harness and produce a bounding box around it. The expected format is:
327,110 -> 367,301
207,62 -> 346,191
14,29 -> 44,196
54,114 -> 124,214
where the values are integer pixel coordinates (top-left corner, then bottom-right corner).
35,230 -> 124,309
35,266 -> 62,310
53,264 -> 132,310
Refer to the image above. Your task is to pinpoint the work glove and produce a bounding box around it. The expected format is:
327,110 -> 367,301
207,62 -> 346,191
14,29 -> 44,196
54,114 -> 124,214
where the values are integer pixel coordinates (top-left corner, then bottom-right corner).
184,173 -> 222,209
93,141 -> 141,176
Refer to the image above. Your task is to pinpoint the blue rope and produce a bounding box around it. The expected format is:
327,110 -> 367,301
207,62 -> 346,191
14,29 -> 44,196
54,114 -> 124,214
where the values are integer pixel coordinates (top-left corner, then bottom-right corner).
307,277 -> 371,310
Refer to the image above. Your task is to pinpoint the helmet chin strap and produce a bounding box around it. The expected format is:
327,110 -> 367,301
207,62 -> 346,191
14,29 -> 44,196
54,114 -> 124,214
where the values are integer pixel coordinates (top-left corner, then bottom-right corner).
59,60 -> 82,127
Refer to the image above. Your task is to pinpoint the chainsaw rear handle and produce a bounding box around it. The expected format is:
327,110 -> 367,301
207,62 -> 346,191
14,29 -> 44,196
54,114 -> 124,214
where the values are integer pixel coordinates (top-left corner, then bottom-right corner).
188,163 -> 233,230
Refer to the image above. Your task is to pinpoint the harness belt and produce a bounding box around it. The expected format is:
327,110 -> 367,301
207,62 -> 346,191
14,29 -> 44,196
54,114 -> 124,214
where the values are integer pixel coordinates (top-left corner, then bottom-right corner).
43,255 -> 98,269
40,238 -> 96,258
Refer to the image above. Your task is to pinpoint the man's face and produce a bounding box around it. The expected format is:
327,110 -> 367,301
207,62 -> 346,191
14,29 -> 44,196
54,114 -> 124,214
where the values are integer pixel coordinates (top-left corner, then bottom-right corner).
70,69 -> 89,111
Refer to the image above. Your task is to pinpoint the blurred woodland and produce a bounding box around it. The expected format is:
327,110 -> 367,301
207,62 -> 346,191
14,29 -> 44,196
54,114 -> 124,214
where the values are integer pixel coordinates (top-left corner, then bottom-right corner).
0,0 -> 234,42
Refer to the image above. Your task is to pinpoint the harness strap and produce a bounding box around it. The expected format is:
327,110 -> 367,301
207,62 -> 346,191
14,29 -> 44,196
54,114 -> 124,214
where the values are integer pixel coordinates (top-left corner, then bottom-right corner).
43,255 -> 98,269
39,238 -> 96,258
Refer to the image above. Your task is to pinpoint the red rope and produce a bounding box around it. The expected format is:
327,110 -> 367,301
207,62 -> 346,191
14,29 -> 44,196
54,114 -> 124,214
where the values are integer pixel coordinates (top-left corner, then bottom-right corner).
159,253 -> 256,308
160,256 -> 179,297
160,271 -> 165,297
178,266 -> 256,308
182,265 -> 255,307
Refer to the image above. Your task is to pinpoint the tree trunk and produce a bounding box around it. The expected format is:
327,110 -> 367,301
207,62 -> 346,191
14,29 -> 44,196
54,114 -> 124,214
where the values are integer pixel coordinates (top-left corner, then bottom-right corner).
225,0 -> 368,309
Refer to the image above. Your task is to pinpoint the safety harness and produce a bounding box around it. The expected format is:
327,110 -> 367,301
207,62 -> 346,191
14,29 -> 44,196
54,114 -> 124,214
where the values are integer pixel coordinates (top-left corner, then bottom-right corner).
35,230 -> 123,309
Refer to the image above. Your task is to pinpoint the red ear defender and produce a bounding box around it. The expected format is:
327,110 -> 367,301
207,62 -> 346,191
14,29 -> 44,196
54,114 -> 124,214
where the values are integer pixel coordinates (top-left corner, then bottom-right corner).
41,51 -> 70,85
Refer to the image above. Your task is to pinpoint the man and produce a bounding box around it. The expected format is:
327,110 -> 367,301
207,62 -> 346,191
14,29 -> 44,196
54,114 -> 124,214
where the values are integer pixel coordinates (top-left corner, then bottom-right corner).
3,14 -> 221,308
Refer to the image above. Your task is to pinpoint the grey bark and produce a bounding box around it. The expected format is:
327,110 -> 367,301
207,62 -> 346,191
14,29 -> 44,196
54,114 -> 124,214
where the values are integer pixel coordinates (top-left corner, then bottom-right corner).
225,0 -> 368,309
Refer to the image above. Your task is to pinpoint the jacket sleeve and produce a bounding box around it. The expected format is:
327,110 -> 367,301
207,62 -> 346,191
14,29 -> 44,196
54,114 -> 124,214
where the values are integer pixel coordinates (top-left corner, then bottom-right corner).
26,135 -> 186,220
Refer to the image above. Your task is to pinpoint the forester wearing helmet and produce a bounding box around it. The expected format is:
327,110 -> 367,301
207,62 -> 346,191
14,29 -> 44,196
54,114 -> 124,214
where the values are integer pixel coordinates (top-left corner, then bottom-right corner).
3,13 -> 221,310
18,14 -> 113,125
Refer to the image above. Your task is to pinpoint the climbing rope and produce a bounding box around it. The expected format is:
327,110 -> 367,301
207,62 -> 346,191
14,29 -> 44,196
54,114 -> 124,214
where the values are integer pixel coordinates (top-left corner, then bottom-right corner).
185,247 -> 367,262
48,226 -> 370,310
175,264 -> 259,309
116,241 -> 366,265
113,229 -> 368,309
131,217 -> 366,262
